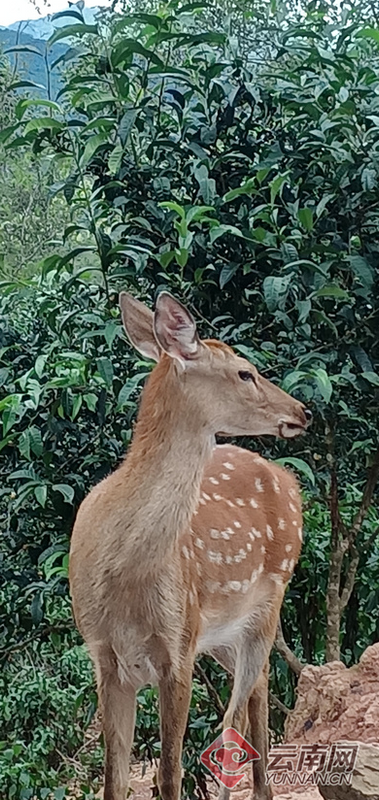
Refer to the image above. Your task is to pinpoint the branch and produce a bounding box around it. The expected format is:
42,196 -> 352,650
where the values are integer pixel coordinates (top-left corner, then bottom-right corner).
194,662 -> 225,716
275,620 -> 305,676
0,622 -> 75,662
269,691 -> 291,716
339,545 -> 360,613
349,444 -> 379,543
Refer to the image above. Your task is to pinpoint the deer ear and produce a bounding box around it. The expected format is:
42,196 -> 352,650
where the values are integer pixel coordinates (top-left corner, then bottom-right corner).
153,292 -> 200,364
119,292 -> 161,362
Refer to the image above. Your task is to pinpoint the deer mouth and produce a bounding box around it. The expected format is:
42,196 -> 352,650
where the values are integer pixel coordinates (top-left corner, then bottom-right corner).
279,420 -> 306,439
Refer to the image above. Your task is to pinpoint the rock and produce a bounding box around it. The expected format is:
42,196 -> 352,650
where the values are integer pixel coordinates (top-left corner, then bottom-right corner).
318,742 -> 379,800
285,643 -> 379,745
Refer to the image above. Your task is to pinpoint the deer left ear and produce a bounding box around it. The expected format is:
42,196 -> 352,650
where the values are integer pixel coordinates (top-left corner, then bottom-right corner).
154,292 -> 200,364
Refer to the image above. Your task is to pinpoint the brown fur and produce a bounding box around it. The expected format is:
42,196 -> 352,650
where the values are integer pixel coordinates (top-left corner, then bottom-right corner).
69,294 -> 308,800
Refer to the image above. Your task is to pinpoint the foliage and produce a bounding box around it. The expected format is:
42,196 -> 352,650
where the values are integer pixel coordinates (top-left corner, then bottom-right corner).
1,0 -> 379,796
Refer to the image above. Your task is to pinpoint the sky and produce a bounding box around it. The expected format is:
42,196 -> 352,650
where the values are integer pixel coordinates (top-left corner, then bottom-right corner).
0,0 -> 109,27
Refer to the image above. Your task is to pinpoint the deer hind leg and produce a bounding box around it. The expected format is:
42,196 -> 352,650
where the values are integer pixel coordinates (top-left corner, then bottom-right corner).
94,645 -> 136,800
215,600 -> 280,800
248,661 -> 272,800
158,658 -> 194,800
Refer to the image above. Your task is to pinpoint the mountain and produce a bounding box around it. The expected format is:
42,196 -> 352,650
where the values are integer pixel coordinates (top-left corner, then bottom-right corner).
0,5 -> 100,99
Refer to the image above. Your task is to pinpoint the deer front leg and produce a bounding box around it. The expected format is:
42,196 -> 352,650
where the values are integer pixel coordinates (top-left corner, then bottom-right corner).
158,660 -> 194,800
95,646 -> 136,800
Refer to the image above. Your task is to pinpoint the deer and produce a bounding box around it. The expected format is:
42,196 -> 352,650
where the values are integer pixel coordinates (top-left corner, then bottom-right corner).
69,291 -> 311,800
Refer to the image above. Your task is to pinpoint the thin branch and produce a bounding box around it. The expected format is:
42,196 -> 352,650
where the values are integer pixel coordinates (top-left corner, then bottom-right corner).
194,663 -> 225,716
340,545 -> 360,613
0,622 -> 75,662
348,444 -> 379,543
275,620 -> 305,676
269,691 -> 291,716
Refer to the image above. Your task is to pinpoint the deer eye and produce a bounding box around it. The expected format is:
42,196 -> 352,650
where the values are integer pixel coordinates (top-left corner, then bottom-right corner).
238,370 -> 256,383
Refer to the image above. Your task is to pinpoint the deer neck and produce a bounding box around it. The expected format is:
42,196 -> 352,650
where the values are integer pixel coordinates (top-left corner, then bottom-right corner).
119,357 -> 213,573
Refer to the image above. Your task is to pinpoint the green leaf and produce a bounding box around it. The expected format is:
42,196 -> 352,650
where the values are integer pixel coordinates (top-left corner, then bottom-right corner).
24,118 -> 63,135
34,485 -> 47,507
313,284 -> 349,300
53,484 -> 75,504
275,457 -> 315,486
80,133 -> 108,167
219,263 -> 239,289
263,275 -> 292,312
348,255 -> 375,290
117,373 -> 149,408
210,225 -> 244,244
270,173 -> 288,206
97,357 -> 114,387
108,142 -> 124,175
193,164 -> 216,204
356,27 -> 379,44
160,201 -> 185,219
118,109 -> 138,145
298,207 -> 314,231
311,368 -> 333,403
48,23 -> 98,46
361,371 -> 379,386
223,178 -> 256,202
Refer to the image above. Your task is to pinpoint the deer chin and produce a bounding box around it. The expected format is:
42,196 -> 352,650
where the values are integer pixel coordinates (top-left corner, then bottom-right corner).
278,420 -> 306,439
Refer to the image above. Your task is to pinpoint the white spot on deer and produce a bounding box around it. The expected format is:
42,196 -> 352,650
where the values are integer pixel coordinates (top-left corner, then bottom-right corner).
278,518 -> 286,530
220,530 -> 230,540
249,527 -> 262,541
234,521 -> 241,529
285,544 -> 293,553
182,545 -> 190,559
289,487 -> 297,499
250,498 -> 259,508
206,581 -> 221,594
298,527 -> 303,541
241,579 -> 250,593
280,559 -> 289,571
199,497 -> 206,505
255,478 -> 264,493
189,589 -> 195,605
221,473 -> 231,481
266,525 -> 274,541
223,462 -> 235,470
261,545 -> 266,555
225,554 -> 233,565
213,493 -> 222,501
246,542 -> 252,552
288,559 -> 295,573
225,526 -> 235,536
210,529 -> 219,539
209,477 -> 219,485
208,550 -> 223,565
250,569 -> 259,584
258,563 -> 264,575
292,520 -> 298,527
196,562 -> 202,576
195,537 -> 204,550
270,573 -> 284,586
226,499 -> 235,508
289,501 -> 297,513
273,478 -> 280,493
202,492 -> 211,501
229,580 -> 242,592
236,498 -> 245,507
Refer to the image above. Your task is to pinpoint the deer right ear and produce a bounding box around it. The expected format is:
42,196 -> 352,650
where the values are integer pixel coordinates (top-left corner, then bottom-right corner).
119,292 -> 161,362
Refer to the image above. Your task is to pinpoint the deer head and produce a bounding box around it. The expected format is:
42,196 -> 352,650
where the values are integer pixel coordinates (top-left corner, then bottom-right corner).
120,291 -> 311,440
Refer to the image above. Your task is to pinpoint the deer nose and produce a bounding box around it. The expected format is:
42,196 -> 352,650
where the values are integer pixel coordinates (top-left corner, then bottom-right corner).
304,408 -> 313,426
